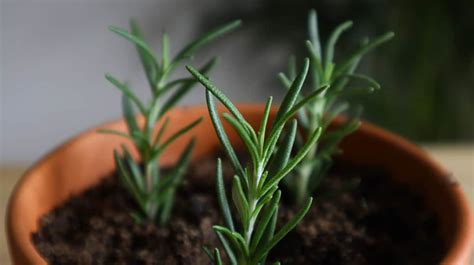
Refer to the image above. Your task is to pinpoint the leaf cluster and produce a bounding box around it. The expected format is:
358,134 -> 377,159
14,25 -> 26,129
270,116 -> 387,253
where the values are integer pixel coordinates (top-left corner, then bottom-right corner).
279,9 -> 394,205
186,58 -> 326,264
99,19 -> 241,225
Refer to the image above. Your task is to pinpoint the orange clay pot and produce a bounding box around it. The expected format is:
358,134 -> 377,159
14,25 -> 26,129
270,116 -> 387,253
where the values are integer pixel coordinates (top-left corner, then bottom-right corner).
6,104 -> 474,264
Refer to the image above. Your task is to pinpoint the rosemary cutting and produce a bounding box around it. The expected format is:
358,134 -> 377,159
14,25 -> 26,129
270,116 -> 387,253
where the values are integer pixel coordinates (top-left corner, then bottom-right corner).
99,19 -> 241,225
279,9 -> 394,205
187,58 -> 328,265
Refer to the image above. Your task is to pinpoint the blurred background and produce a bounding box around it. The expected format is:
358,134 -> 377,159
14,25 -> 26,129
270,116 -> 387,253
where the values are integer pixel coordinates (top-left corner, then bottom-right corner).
1,1 -> 473,263
1,0 -> 473,165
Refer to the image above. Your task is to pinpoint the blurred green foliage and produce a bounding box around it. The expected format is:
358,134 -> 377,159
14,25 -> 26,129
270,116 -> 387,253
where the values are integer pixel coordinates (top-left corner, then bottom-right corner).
201,0 -> 474,142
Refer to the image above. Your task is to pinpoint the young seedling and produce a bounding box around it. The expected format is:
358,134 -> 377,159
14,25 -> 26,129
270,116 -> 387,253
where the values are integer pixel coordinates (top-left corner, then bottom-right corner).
98,19 -> 241,225
187,58 -> 328,265
279,9 -> 394,205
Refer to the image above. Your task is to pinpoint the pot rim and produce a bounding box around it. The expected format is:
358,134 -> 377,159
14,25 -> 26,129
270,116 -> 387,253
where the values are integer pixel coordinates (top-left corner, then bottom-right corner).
6,103 -> 473,264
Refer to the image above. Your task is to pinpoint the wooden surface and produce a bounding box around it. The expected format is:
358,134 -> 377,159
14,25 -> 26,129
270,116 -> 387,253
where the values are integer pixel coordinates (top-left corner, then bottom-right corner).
1,144 -> 473,264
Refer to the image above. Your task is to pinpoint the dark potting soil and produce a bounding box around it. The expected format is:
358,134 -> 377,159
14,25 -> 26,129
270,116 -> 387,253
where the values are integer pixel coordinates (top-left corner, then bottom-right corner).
32,156 -> 445,265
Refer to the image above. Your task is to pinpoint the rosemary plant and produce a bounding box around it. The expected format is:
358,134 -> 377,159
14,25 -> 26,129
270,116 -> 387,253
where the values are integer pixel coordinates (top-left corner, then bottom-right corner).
187,58 -> 328,265
98,19 -> 241,225
279,10 -> 394,205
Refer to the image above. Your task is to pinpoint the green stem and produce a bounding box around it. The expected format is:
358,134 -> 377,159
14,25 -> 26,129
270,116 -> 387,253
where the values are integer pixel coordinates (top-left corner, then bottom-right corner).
244,163 -> 264,263
295,149 -> 314,205
295,115 -> 320,206
246,197 -> 258,243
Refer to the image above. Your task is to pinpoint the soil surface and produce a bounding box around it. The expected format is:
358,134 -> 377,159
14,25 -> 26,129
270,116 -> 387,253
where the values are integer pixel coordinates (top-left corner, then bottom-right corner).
33,156 -> 445,265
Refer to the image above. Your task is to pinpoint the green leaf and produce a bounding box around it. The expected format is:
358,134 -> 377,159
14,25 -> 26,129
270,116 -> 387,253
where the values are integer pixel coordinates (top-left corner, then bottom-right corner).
278,73 -> 291,89
109,26 -> 159,86
262,127 -> 322,195
213,248 -> 223,265
121,94 -> 140,133
122,146 -> 145,191
160,77 -> 194,95
271,58 -> 309,132
129,19 -> 158,90
159,57 -> 218,117
151,117 -> 202,160
334,32 -> 395,78
153,117 -> 170,146
323,102 -> 349,129
203,246 -> 214,262
159,189 -> 175,226
258,97 -> 273,148
216,232 -> 238,265
216,158 -> 235,231
259,205 -> 278,263
288,55 -> 297,80
161,32 -> 170,70
306,40 -> 325,84
233,231 -> 250,259
223,113 -> 259,161
330,38 -> 368,91
205,91 -> 246,179
173,20 -> 241,63
213,226 -> 244,257
253,197 -> 313,264
146,97 -> 161,134
114,150 -> 145,212
267,119 -> 297,178
308,9 -> 321,61
119,94 -> 148,152
250,190 -> 281,253
105,74 -> 146,114
232,176 -> 249,224
160,82 -> 193,117
158,138 -> 196,193
97,129 -> 133,140
252,184 -> 277,220
334,73 -> 381,93
186,65 -> 248,126
264,85 -> 328,160
324,21 -> 353,69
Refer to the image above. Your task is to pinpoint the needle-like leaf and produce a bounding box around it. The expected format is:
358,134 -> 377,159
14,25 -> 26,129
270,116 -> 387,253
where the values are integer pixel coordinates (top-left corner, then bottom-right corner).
279,10 -> 393,207
159,57 -> 218,117
334,32 -> 394,78
129,19 -> 158,89
193,59 -> 320,265
216,159 -> 235,231
262,127 -> 322,195
106,74 -> 146,114
206,91 -> 246,179
109,25 -> 160,84
308,9 -> 321,61
249,190 -> 281,253
324,21 -> 353,69
173,20 -> 242,63
186,65 -> 247,125
271,58 -> 309,131
267,120 -> 297,178
253,198 -> 313,264
150,117 -> 202,160
104,19 -> 238,225
214,249 -> 223,265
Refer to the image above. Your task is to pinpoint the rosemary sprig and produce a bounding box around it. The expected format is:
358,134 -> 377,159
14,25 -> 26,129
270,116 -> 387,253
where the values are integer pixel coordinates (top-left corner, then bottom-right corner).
187,58 -> 327,265
279,9 -> 394,205
99,19 -> 241,225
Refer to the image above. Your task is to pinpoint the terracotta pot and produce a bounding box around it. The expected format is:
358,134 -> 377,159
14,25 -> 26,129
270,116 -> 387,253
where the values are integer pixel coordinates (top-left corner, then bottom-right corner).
6,104 -> 473,264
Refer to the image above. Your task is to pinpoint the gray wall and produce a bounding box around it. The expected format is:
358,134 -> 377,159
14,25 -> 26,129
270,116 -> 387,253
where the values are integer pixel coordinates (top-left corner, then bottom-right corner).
1,0 -> 289,165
